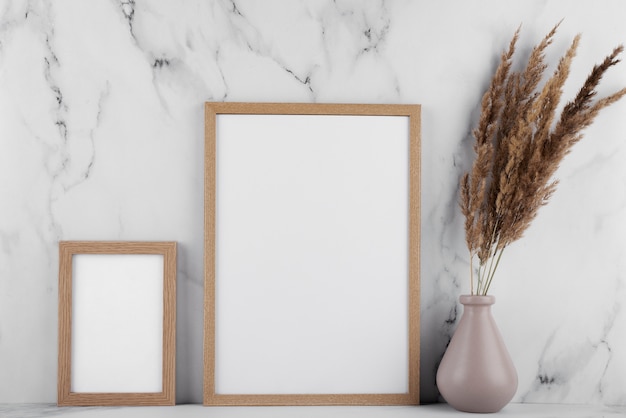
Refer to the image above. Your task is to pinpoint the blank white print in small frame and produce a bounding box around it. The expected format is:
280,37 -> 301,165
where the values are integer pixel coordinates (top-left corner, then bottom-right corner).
58,241 -> 176,406
204,103 -> 420,405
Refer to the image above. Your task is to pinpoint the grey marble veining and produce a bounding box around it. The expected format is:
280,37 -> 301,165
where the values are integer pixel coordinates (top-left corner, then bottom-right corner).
0,404 -> 112,418
1,0 -> 626,405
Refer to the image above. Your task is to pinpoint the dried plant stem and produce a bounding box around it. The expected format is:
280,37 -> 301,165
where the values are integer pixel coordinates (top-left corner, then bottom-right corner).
483,247 -> 505,295
470,251 -> 475,296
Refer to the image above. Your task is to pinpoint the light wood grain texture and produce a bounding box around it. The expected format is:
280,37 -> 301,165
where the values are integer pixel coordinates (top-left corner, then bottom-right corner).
57,241 -> 176,406
203,102 -> 421,406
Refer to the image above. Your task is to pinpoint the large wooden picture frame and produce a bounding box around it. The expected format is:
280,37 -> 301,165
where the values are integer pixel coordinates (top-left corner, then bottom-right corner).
204,102 -> 420,406
58,241 -> 176,406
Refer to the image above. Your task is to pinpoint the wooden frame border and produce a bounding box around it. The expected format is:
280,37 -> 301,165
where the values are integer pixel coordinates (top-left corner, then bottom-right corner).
58,241 -> 176,406
204,102 -> 420,406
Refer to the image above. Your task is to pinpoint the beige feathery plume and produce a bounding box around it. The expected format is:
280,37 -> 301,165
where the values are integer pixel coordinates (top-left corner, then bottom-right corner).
461,24 -> 626,295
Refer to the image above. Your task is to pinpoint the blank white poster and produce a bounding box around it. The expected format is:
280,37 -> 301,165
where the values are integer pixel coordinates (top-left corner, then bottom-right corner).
214,114 -> 409,395
71,254 -> 164,393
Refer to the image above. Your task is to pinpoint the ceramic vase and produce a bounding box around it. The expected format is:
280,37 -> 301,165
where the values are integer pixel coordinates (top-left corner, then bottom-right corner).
436,295 -> 518,413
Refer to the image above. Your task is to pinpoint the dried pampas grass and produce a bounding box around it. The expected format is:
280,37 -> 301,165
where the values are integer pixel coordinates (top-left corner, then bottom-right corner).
461,22 -> 626,295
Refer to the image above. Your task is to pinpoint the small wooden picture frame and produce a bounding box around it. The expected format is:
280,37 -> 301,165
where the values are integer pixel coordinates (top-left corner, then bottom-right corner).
204,102 -> 420,405
58,241 -> 176,406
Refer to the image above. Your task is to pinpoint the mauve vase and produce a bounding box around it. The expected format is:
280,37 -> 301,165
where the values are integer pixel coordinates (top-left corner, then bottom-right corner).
436,295 -> 518,413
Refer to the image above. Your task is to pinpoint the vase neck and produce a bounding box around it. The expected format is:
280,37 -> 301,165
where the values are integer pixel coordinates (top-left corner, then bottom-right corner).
460,295 -> 495,306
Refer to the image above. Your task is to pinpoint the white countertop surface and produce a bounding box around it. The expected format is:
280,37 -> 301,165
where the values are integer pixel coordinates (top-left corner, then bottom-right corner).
1,403 -> 625,418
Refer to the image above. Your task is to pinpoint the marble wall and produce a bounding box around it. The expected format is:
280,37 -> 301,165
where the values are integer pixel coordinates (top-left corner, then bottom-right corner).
1,0 -> 625,405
